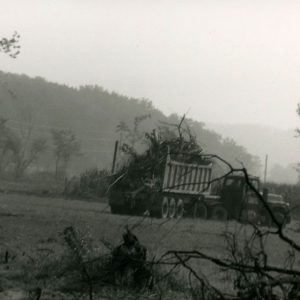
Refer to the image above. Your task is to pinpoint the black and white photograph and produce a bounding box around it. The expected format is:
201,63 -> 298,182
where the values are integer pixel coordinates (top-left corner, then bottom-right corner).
1,1 -> 300,299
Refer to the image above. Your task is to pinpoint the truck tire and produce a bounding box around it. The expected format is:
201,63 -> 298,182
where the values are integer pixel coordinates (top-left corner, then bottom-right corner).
260,214 -> 271,227
176,199 -> 184,218
161,197 -> 169,218
194,202 -> 208,219
110,205 -> 122,215
110,205 -> 117,214
210,205 -> 228,221
169,198 -> 176,218
240,209 -> 257,224
273,211 -> 287,228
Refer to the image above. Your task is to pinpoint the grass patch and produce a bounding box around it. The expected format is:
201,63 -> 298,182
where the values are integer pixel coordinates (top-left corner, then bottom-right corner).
0,193 -> 299,298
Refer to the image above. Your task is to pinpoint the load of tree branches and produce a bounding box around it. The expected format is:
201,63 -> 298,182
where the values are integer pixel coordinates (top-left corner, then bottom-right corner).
112,119 -> 212,194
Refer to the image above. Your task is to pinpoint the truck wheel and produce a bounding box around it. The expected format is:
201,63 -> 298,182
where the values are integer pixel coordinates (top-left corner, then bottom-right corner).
169,198 -> 176,218
194,202 -> 208,219
176,199 -> 184,219
161,197 -> 169,218
110,205 -> 122,214
240,209 -> 257,224
274,211 -> 287,228
110,205 -> 117,214
261,214 -> 271,227
211,205 -> 228,221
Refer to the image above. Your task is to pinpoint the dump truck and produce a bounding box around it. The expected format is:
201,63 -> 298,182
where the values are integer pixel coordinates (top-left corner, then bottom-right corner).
109,151 -> 290,226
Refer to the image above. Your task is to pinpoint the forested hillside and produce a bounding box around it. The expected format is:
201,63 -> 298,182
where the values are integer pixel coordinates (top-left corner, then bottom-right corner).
0,71 -> 260,177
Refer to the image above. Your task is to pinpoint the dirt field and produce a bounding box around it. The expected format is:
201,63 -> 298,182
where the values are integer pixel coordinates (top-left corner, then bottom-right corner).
0,193 -> 300,299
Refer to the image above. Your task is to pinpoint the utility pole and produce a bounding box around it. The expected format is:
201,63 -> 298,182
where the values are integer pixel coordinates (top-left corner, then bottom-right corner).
111,140 -> 119,174
263,154 -> 268,185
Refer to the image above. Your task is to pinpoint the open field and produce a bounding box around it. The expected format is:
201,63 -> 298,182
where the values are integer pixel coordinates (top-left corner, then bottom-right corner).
0,193 -> 300,299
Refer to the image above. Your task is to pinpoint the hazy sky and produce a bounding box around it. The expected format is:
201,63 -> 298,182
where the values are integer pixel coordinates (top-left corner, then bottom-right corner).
1,0 -> 300,129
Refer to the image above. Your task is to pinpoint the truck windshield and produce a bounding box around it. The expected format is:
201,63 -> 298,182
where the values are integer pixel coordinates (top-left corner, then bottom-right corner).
224,178 -> 242,188
224,177 -> 259,191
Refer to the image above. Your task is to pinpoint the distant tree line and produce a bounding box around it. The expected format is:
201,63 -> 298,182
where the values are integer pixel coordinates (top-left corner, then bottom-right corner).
0,117 -> 81,180
0,71 -> 261,178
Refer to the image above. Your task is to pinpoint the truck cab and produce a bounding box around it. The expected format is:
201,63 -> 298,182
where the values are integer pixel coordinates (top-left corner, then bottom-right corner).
220,174 -> 290,225
221,174 -> 259,218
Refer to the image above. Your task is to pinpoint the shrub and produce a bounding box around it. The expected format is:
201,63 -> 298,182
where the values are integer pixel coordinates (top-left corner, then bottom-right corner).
64,168 -> 110,199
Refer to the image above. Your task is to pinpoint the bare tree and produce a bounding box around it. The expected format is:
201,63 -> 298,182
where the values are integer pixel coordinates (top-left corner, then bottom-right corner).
0,117 -> 46,179
51,129 -> 81,180
0,118 -> 12,172
116,114 -> 151,148
13,136 -> 47,180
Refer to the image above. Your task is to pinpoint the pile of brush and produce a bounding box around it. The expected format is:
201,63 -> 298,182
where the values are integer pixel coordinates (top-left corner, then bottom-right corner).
111,129 -> 210,194
63,226 -> 152,289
